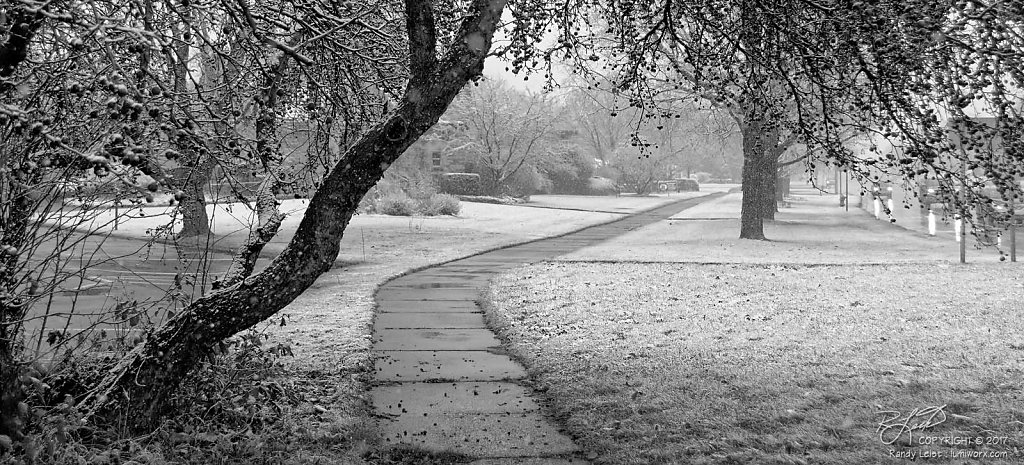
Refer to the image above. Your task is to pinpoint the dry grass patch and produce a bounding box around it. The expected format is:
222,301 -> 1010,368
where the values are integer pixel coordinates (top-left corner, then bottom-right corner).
486,262 -> 1024,464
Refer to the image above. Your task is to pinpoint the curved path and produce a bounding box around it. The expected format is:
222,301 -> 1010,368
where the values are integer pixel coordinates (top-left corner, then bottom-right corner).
370,193 -> 723,463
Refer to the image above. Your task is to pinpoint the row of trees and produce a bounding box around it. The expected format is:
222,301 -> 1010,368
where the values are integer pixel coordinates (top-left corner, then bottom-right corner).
528,0 -> 1022,239
0,0 -> 1020,447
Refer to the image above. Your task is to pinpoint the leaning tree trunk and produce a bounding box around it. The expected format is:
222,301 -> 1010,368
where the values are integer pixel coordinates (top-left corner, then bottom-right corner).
83,0 -> 506,429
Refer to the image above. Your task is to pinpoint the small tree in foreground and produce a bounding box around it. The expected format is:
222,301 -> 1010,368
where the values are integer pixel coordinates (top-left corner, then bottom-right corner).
0,0 -> 507,434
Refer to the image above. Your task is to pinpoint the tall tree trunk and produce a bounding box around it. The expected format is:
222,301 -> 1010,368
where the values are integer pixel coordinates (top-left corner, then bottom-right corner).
169,10 -> 212,239
740,118 -> 769,240
176,160 -> 213,238
83,0 -> 506,429
760,155 -> 778,221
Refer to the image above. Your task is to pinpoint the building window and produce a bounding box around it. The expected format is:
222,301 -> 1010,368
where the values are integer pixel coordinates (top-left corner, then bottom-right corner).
431,152 -> 442,170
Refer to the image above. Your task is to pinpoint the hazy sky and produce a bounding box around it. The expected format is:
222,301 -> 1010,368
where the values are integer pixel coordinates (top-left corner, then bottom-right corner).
481,13 -> 564,94
483,57 -> 546,93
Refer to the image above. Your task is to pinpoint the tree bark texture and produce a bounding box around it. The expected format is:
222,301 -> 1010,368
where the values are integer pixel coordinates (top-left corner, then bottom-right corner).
740,117 -> 771,240
760,156 -> 778,221
83,0 -> 507,428
174,158 -> 214,238
169,13 -> 213,239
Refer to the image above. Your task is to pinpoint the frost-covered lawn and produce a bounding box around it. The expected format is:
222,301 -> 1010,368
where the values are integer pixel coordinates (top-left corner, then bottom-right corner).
561,190 -> 1008,264
527,187 -> 731,213
486,262 -> 1024,464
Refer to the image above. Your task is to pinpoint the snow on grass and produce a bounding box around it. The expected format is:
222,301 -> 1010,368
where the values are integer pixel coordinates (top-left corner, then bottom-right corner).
526,191 -> 718,213
562,191 -> 1008,264
486,261 -> 1024,464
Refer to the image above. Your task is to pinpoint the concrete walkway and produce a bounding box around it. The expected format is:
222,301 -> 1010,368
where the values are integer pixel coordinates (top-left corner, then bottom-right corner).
369,194 -> 723,463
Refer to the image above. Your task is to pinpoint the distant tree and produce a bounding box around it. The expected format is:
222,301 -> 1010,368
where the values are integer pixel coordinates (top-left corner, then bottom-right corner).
537,148 -> 595,194
444,78 -> 563,195
564,86 -> 740,194
564,89 -> 633,167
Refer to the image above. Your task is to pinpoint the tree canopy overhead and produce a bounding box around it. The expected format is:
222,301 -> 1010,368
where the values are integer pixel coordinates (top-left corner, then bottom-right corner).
503,0 -> 1022,236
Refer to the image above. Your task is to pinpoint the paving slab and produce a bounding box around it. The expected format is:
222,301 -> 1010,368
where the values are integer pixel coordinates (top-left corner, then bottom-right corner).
384,279 -> 483,289
374,312 -> 487,330
469,459 -> 587,465
373,350 -> 527,381
400,271 -> 491,281
438,264 -> 517,272
378,300 -> 481,313
372,329 -> 502,350
372,382 -> 540,416
377,288 -> 482,301
377,413 -> 580,458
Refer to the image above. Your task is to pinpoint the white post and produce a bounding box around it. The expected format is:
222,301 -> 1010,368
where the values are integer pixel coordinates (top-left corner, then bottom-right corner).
928,209 -> 936,236
887,198 -> 895,216
954,215 -> 962,242
874,198 -> 882,219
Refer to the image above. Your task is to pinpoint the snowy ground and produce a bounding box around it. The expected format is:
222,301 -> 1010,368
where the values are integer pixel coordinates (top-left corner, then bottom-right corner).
483,183 -> 1023,464
526,184 -> 733,213
561,186 -> 1010,264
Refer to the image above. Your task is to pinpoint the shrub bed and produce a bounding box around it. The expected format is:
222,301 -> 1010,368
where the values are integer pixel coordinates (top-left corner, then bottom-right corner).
373,193 -> 417,216
372,192 -> 462,216
419,193 -> 461,216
